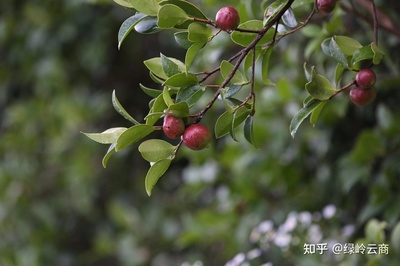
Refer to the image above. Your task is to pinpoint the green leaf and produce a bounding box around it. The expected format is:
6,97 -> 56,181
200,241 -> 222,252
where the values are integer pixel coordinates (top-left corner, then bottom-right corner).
261,46 -> 274,85
334,35 -> 362,56
145,93 -> 168,126
159,0 -> 208,20
163,72 -> 198,87
134,16 -> 160,34
371,42 -> 385,65
162,86 -> 174,107
231,20 -> 274,47
334,63 -> 344,86
188,22 -> 212,42
82,127 -> 127,144
290,99 -> 323,138
169,101 -> 189,117
281,8 -> 299,28
144,57 -> 168,79
139,139 -> 175,162
264,0 -> 289,26
215,107 -> 250,139
102,143 -> 116,168
230,106 -> 251,141
140,83 -> 162,98
112,90 -> 140,124
305,68 -> 336,100
244,115 -> 257,148
174,31 -> 194,49
145,158 -> 172,196
185,41 -> 205,72
221,84 -> 243,99
220,60 -> 247,85
113,0 -> 133,8
321,39 -> 346,68
128,0 -> 160,16
309,100 -> 327,126
118,13 -> 146,50
352,45 -> 374,65
161,53 -> 181,77
116,124 -> 154,151
176,84 -> 205,107
157,4 -> 189,29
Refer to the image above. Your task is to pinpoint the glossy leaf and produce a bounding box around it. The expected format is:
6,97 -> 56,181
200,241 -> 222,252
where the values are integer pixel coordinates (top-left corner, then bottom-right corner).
188,23 -> 211,42
264,0 -> 289,26
161,53 -> 181,77
215,107 -> 250,139
230,106 -> 251,141
174,31 -> 194,49
145,158 -> 172,196
82,127 -> 127,144
140,83 -> 162,98
290,99 -> 323,138
231,20 -> 274,47
220,60 -> 247,85
221,84 -> 243,99
281,8 -> 299,28
102,143 -> 116,168
134,16 -> 160,34
244,115 -> 257,148
127,0 -> 160,16
112,90 -> 140,124
334,63 -> 344,86
352,45 -> 374,65
163,72 -> 198,87
116,124 -> 154,151
138,139 -> 175,162
176,84 -> 205,107
305,68 -> 336,100
118,13 -> 146,50
169,101 -> 189,118
157,4 -> 189,29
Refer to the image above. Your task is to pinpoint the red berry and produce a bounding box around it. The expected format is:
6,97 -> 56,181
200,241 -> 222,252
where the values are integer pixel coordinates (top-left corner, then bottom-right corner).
215,6 -> 240,31
349,85 -> 377,106
356,69 -> 376,89
317,0 -> 337,14
182,124 -> 211,150
163,114 -> 185,139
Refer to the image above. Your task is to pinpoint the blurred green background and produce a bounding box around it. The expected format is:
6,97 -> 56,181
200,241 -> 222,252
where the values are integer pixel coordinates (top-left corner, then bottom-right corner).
1,0 -> 400,265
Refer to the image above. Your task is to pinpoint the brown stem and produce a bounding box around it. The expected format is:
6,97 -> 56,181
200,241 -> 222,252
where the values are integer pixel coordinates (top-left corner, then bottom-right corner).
329,80 -> 356,100
370,0 -> 379,45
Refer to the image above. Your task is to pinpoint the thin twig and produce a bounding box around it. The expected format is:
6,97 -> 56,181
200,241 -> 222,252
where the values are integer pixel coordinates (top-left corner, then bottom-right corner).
370,0 -> 379,45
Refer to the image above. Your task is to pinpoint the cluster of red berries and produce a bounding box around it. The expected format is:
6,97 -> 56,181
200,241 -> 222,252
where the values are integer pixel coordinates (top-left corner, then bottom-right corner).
163,114 -> 211,150
350,69 -> 377,106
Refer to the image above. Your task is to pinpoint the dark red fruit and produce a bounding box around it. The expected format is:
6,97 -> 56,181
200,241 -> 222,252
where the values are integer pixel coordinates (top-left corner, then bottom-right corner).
349,85 -> 377,106
182,124 -> 211,150
215,6 -> 240,31
356,69 -> 376,89
317,0 -> 337,14
163,114 -> 185,139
